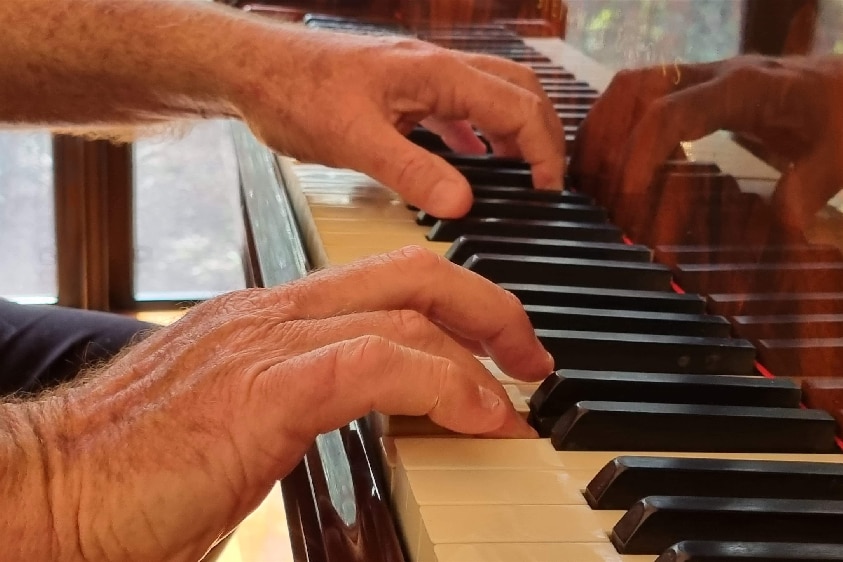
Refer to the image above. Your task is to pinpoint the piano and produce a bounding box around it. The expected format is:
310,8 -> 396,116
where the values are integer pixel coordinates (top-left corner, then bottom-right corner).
229,3 -> 843,561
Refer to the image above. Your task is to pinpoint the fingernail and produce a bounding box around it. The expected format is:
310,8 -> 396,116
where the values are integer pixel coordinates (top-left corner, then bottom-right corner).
478,386 -> 503,411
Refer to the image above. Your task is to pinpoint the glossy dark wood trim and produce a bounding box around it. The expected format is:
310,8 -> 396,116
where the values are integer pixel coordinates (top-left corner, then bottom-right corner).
235,122 -> 406,561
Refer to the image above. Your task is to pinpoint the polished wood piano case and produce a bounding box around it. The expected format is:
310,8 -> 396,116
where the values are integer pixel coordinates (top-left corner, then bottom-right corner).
234,5 -> 843,561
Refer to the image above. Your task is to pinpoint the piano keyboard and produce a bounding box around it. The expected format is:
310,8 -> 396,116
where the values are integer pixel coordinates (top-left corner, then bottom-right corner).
235,11 -> 843,562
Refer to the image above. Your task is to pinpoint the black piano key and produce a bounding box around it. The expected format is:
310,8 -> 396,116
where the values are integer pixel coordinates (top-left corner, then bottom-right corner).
542,77 -> 590,87
585,456 -> 843,510
675,262 -> 843,294
550,401 -> 838,453
757,338 -> 843,377
655,244 -> 843,266
502,283 -> 707,314
445,236 -> 651,265
534,70 -> 576,80
547,91 -> 600,104
407,126 -> 452,152
657,541 -> 843,561
428,218 -> 623,243
529,370 -> 800,419
612,496 -> 843,554
540,81 -> 595,91
731,314 -> 843,340
463,255 -> 671,289
470,185 -> 592,204
707,292 -> 843,316
457,165 -> 534,187
558,111 -> 587,126
416,198 -> 607,225
537,330 -> 757,375
525,305 -> 731,337
438,153 -> 529,170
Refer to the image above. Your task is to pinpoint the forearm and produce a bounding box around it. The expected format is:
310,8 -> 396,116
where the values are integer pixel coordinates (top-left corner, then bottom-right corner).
0,0 -> 273,127
0,399 -> 79,560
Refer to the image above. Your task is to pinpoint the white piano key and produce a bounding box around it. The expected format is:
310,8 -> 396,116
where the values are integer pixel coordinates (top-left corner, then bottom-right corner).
393,437 -> 843,472
415,504 -> 619,561
434,542 -> 652,562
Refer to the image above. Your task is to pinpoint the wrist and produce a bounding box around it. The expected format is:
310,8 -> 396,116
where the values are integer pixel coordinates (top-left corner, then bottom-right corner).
214,15 -> 303,123
1,398 -> 83,561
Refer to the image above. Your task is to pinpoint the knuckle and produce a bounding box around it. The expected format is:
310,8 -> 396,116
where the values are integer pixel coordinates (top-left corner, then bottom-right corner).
385,308 -> 435,340
210,288 -> 270,317
520,91 -> 546,120
336,335 -> 395,379
385,244 -> 445,274
501,287 -> 525,310
518,64 -> 543,92
389,36 -> 433,54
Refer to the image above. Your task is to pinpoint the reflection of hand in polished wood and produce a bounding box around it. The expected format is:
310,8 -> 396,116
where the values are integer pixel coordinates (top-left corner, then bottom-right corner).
8,247 -> 548,562
234,26 -> 565,219
569,55 -> 843,229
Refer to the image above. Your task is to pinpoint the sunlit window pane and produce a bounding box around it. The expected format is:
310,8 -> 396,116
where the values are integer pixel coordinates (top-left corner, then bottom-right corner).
134,120 -> 245,300
0,132 -> 56,302
565,0 -> 741,68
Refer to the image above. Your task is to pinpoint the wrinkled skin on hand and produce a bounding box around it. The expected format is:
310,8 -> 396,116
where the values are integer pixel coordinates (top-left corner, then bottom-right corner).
226,26 -> 566,218
570,54 -> 843,229
37,247 -> 551,562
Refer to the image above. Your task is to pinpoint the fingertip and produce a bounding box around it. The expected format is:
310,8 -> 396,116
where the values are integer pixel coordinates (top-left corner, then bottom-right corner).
530,162 -> 564,191
423,178 -> 474,218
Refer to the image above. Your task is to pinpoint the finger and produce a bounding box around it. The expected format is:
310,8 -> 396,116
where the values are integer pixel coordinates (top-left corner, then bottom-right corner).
772,143 -> 843,230
424,56 -> 564,189
265,336 -> 532,439
221,308 -> 529,437
420,117 -> 488,155
239,310 -> 487,375
283,246 -> 553,381
341,117 -> 475,217
463,54 -> 566,181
